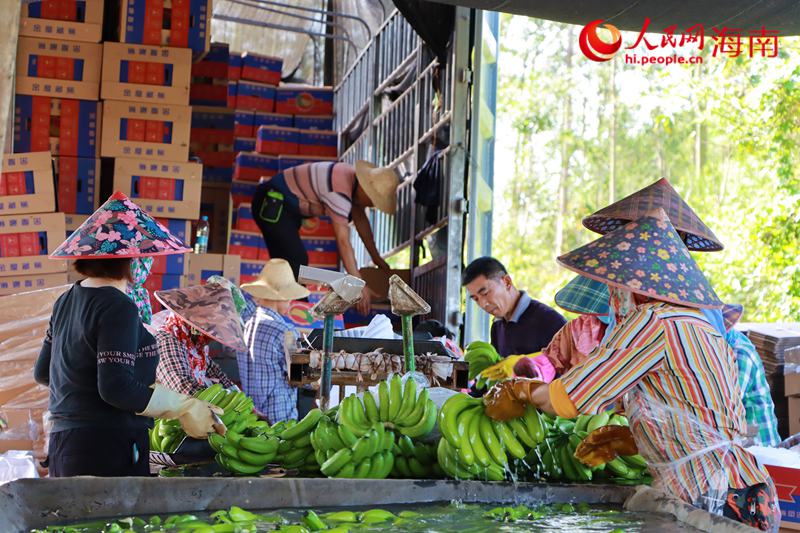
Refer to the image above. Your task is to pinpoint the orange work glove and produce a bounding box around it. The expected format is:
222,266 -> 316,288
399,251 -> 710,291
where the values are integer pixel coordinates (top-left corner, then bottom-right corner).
574,425 -> 639,467
483,379 -> 545,421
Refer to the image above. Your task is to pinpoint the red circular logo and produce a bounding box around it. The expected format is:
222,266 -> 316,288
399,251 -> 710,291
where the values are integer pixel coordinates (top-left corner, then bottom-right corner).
295,92 -> 314,111
579,20 -> 622,62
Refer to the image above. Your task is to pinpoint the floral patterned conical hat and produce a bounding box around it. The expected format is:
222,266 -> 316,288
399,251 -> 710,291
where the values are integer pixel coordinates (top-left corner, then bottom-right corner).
50,191 -> 190,259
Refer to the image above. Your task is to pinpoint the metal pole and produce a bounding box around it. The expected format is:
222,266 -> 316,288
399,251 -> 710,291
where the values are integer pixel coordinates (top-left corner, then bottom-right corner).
320,313 -> 335,410
401,314 -> 415,372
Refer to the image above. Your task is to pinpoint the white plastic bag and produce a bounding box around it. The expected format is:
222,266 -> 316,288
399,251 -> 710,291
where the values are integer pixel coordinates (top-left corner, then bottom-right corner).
0,451 -> 38,484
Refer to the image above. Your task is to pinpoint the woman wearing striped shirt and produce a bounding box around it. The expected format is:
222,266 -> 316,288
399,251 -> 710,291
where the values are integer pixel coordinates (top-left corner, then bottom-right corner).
252,161 -> 399,314
485,209 -> 778,531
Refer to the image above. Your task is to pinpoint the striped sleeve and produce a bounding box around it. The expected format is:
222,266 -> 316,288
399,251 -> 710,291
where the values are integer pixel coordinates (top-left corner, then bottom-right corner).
313,163 -> 354,224
560,307 -> 666,414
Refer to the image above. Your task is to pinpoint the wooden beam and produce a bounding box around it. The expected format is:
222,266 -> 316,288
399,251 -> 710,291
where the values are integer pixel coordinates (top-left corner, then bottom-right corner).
0,0 -> 21,171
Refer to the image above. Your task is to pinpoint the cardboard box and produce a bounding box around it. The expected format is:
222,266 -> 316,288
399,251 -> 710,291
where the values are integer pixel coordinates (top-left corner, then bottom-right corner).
0,272 -> 69,296
235,203 -> 258,232
202,166 -> 233,185
234,152 -> 278,182
256,125 -> 299,155
278,155 -> 336,172
14,95 -> 101,158
120,0 -> 212,57
359,267 -> 411,300
16,37 -> 102,101
240,259 -> 267,283
303,237 -> 338,268
145,272 -> 182,313
0,284 -> 69,362
298,129 -> 337,158
114,158 -> 201,220
240,53 -> 283,86
230,180 -> 257,209
19,0 -> 105,43
54,157 -> 99,214
294,115 -> 334,131
200,184 -> 232,253
790,396 -> 800,437
763,464 -> 800,530
234,110 -> 255,138
189,81 -> 228,107
101,100 -> 191,161
227,80 -> 237,108
228,53 -> 242,81
275,85 -> 334,116
0,213 -> 66,277
101,42 -> 192,105
786,373 -> 800,397
192,42 -> 229,79
228,230 -> 267,261
64,213 -> 88,237
184,253 -> 240,285
255,112 -> 293,130
300,216 -> 335,238
191,107 -> 234,144
0,152 -> 55,216
234,81 -> 276,112
234,137 -> 256,154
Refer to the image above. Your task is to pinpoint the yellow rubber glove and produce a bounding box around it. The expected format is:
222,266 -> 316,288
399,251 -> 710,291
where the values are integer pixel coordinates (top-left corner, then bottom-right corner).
480,353 -> 540,381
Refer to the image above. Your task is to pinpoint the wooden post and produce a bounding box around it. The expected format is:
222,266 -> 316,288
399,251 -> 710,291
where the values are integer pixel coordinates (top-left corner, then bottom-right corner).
0,0 -> 21,169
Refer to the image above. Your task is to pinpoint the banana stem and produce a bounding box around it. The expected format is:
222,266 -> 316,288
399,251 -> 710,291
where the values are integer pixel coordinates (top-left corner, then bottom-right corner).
401,314 -> 415,372
320,314 -> 335,411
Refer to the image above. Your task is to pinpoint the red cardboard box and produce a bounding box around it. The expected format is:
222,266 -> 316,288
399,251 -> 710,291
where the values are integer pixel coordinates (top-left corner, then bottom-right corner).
275,85 -> 333,116
303,237 -> 339,268
228,229 -> 267,260
54,157 -> 99,215
233,137 -> 256,153
189,81 -> 228,107
0,213 -> 67,277
191,106 -> 234,144
763,464 -> 800,530
235,203 -> 258,232
234,81 -> 276,112
300,216 -> 336,238
184,253 -> 240,286
294,115 -> 334,131
234,110 -> 255,138
255,112 -> 293,130
16,37 -> 102,101
297,129 -> 337,157
0,152 -> 55,216
233,153 -> 278,182
13,95 -> 101,158
101,42 -> 192,105
228,54 -> 242,81
239,259 -> 267,284
192,42 -> 229,79
20,0 -> 104,43
119,0 -> 212,58
230,180 -> 257,210
0,272 -> 69,296
114,158 -> 202,220
150,219 -> 191,275
101,100 -> 191,161
256,125 -> 299,155
240,53 -> 283,86
144,272 -> 182,313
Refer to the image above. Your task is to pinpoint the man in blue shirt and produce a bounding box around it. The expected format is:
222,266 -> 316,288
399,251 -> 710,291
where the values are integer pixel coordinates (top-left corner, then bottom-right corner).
462,256 -> 566,357
238,259 -> 310,423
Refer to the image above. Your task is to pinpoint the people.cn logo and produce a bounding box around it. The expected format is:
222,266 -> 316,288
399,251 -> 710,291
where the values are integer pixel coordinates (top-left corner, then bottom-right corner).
579,20 -> 622,62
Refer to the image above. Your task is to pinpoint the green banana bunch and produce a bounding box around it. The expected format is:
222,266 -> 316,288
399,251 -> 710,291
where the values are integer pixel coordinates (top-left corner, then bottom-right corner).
463,341 -> 501,390
149,384 -> 261,454
336,376 -> 437,439
391,434 -> 443,479
436,393 -> 547,481
311,415 -> 396,479
210,425 -> 280,476
273,408 -> 324,473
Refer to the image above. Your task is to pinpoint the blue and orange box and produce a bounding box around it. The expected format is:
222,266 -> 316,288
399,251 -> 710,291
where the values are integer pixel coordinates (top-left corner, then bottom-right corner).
228,229 -> 268,261
234,110 -> 254,137
54,156 -> 98,215
16,37 -> 103,101
302,237 -> 339,268
234,81 -> 276,112
294,115 -> 334,131
233,152 -> 278,182
298,129 -> 337,158
119,0 -> 211,58
275,85 -> 333,116
231,179 -> 258,208
20,0 -> 104,43
256,125 -> 299,155
190,106 -> 234,144
234,203 -> 258,232
233,138 -> 256,154
14,95 -> 101,158
240,52 -> 282,86
300,216 -> 335,239
191,42 -> 229,79
150,218 -> 191,275
239,259 -> 266,284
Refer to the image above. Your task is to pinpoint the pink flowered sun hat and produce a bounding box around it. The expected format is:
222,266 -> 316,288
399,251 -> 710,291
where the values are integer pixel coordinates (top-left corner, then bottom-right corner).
50,191 -> 191,259
558,208 -> 723,309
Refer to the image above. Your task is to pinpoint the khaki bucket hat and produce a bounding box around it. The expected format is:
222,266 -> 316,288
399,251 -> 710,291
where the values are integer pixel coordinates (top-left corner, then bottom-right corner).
240,259 -> 310,301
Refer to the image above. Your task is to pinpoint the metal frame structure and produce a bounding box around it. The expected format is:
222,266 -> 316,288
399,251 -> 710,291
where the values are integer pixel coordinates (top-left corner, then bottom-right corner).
335,7 -> 484,339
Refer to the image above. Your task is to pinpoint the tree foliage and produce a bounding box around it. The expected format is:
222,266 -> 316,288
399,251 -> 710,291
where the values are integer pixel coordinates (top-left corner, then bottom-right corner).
494,16 -> 800,322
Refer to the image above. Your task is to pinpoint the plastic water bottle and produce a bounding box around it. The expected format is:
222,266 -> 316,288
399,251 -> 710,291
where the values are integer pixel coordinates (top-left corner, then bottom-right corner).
194,216 -> 209,254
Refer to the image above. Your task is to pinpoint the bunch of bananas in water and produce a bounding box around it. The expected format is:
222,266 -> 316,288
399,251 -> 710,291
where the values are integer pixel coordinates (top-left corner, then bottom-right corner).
524,412 -> 651,485
436,393 -> 546,480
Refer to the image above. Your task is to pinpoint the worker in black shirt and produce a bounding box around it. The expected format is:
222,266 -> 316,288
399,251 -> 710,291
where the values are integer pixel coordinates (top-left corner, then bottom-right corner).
36,192 -> 225,477
462,257 -> 566,357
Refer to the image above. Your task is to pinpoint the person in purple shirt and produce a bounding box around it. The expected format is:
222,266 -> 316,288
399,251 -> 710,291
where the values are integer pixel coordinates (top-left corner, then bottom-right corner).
462,257 -> 566,357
